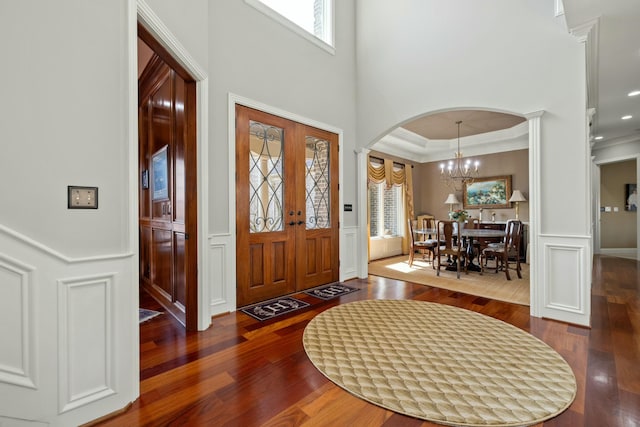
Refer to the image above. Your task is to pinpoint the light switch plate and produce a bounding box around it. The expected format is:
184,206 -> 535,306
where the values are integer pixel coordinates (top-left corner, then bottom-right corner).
68,186 -> 98,209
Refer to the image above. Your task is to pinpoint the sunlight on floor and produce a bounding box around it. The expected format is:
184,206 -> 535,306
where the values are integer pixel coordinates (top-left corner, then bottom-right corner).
386,261 -> 418,273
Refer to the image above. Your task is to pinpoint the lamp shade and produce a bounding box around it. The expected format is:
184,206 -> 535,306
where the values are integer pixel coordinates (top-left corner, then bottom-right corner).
509,190 -> 527,202
444,193 -> 460,205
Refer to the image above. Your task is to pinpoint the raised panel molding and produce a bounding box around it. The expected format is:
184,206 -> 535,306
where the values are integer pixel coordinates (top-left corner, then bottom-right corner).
340,226 -> 358,281
539,235 -> 592,326
0,254 -> 36,389
207,234 -> 237,320
208,241 -> 229,311
57,274 -> 116,413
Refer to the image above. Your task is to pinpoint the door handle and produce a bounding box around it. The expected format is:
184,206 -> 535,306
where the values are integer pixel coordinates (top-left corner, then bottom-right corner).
297,220 -> 304,225
289,221 -> 295,226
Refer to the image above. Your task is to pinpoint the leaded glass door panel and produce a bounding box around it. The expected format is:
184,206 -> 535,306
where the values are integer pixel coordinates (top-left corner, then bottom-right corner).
295,127 -> 339,288
236,106 -> 339,307
236,106 -> 296,307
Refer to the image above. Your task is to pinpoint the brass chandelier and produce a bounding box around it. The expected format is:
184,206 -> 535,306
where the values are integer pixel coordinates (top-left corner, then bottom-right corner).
439,120 -> 479,191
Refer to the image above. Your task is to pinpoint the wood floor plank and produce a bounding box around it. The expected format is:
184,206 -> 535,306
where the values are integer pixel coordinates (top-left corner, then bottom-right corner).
88,255 -> 639,427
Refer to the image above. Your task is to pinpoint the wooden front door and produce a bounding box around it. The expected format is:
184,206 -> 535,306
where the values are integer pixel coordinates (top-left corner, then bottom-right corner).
236,106 -> 339,307
138,31 -> 198,330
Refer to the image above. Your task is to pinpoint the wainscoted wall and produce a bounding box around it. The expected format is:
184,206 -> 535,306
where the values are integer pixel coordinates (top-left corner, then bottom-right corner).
0,225 -> 137,426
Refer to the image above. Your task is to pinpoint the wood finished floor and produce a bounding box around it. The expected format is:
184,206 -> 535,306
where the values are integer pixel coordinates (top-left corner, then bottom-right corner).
93,255 -> 640,427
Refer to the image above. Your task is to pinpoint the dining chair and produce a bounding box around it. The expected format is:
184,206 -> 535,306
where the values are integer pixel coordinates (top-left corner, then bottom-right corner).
435,220 -> 468,279
421,217 -> 439,267
407,219 -> 434,267
464,217 -> 480,254
480,219 -> 522,280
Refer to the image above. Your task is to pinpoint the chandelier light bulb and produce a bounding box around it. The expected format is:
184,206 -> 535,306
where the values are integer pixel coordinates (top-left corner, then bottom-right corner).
439,120 -> 480,191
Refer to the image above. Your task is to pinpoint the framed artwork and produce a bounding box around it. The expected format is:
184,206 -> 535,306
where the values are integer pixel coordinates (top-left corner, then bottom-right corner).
152,146 -> 169,201
626,183 -> 637,211
463,175 -> 512,209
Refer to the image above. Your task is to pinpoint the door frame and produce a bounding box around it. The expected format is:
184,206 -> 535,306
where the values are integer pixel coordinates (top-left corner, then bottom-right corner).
228,94 -> 345,309
135,4 -> 210,330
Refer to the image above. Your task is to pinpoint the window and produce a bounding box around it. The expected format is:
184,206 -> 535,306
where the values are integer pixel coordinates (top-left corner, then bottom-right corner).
246,0 -> 334,53
369,182 -> 404,238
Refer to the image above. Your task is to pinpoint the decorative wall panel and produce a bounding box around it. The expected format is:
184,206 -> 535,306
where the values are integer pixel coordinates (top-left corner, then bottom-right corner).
341,227 -> 358,280
538,234 -> 592,326
0,255 -> 36,389
208,241 -> 228,309
58,274 -> 115,413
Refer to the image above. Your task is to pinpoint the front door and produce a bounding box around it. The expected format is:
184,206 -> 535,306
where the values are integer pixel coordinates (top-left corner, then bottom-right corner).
236,105 -> 339,307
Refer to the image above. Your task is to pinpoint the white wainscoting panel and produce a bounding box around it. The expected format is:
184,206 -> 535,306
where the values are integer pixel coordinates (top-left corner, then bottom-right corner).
0,255 -> 36,389
340,226 -> 358,281
208,234 -> 236,318
58,274 -> 116,413
538,234 -> 592,326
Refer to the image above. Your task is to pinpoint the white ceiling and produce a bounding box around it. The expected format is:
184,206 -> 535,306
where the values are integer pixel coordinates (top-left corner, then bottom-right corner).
371,1 -> 640,162
563,0 -> 640,148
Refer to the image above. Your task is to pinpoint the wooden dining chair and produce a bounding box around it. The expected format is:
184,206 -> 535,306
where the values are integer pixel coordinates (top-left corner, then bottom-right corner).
421,217 -> 439,267
407,219 -> 434,267
435,220 -> 468,279
464,217 -> 480,254
480,219 -> 522,280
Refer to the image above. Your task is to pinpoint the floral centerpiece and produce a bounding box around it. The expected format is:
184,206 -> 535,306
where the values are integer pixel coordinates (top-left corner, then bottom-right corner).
449,209 -> 469,222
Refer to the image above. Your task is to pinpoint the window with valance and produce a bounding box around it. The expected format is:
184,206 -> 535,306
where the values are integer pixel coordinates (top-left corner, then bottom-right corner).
367,157 -> 415,255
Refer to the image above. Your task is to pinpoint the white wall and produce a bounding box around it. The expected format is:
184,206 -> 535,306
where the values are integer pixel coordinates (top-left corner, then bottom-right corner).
355,0 -> 592,325
0,1 -> 131,255
356,0 -> 588,236
0,1 -> 138,425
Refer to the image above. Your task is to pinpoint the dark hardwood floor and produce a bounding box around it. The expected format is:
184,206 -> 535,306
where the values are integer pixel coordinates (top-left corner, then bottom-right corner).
92,255 -> 640,427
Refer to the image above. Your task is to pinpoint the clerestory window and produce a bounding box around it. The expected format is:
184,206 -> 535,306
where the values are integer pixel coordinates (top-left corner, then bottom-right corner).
246,0 -> 334,53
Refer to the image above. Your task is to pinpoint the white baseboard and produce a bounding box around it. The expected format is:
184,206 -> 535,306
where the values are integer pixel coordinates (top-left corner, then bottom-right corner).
599,248 -> 639,260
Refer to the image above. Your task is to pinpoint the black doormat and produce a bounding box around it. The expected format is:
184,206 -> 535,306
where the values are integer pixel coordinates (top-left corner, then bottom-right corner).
304,283 -> 359,300
240,296 -> 310,321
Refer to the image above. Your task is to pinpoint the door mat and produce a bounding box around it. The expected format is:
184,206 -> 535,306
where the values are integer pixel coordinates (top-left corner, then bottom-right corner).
139,308 -> 162,324
240,297 -> 310,321
304,284 -> 359,300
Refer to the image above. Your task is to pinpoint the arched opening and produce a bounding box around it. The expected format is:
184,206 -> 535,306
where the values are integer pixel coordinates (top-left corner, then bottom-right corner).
357,108 -> 541,314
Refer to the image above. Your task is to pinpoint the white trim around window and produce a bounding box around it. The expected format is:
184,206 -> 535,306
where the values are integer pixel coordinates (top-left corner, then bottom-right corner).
245,0 -> 335,55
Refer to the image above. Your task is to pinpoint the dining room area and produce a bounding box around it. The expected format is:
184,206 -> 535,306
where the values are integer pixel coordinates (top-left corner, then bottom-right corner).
366,111 -> 531,306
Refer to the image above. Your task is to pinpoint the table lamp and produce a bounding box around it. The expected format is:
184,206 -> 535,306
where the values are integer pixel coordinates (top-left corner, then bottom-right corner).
509,190 -> 527,219
444,193 -> 460,212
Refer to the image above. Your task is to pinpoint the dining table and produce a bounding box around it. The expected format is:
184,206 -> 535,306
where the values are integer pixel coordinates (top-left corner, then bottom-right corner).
414,227 -> 505,272
457,228 -> 506,271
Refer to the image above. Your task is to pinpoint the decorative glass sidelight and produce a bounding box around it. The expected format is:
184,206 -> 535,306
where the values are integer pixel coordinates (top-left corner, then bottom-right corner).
249,121 -> 284,233
305,136 -> 330,229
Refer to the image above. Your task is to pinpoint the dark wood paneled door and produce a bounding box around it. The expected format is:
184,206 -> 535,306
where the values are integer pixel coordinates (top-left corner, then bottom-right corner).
236,106 -> 339,307
138,32 -> 197,330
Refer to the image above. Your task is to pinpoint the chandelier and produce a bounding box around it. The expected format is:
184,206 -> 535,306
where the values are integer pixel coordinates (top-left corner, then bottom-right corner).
439,120 -> 479,191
